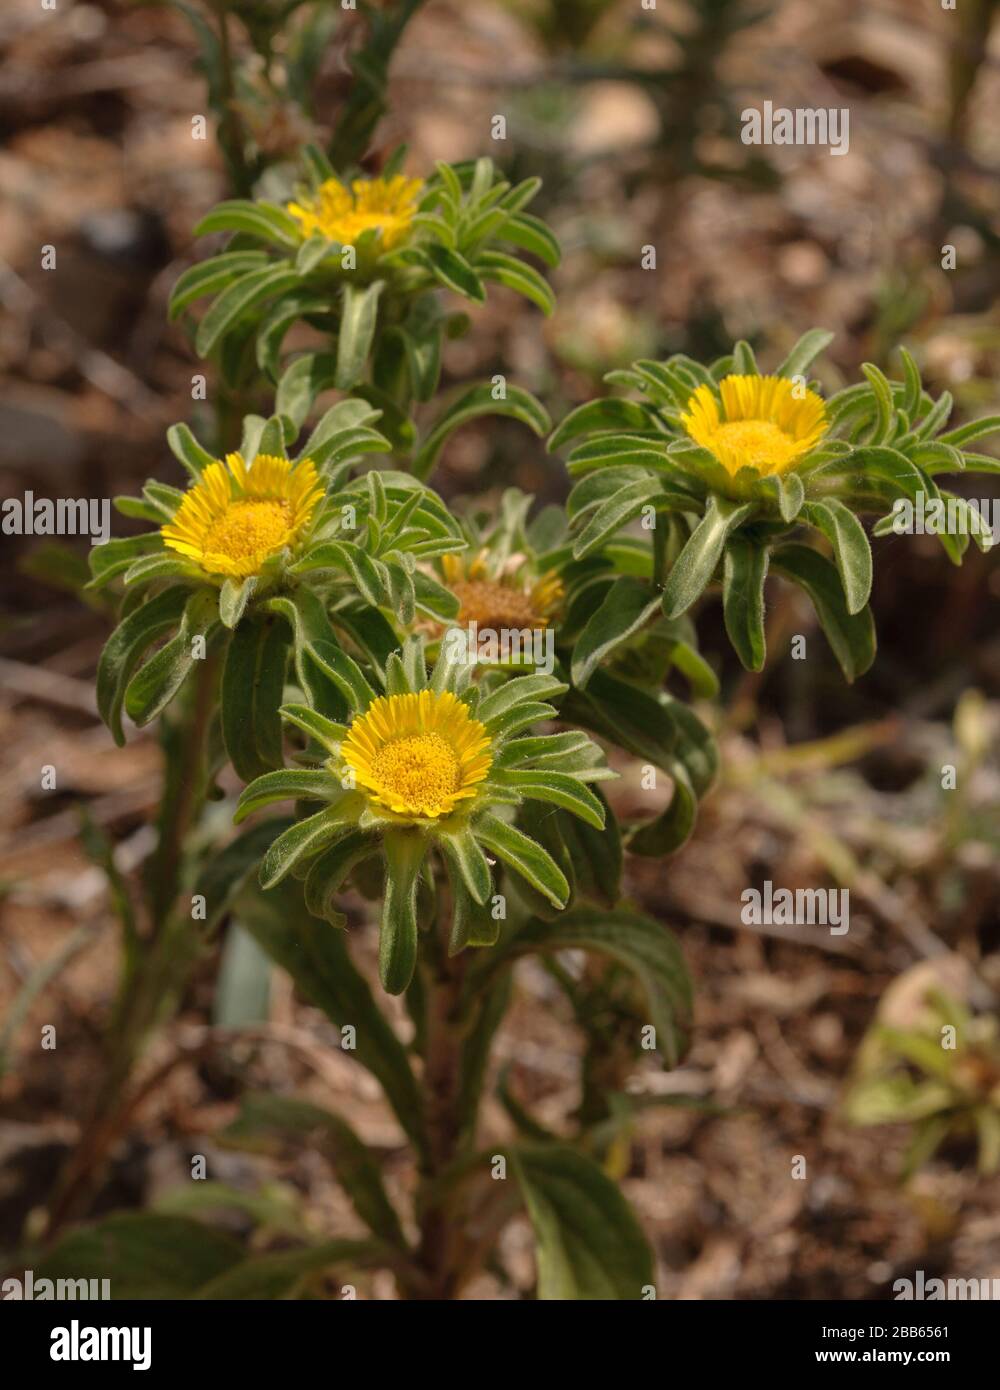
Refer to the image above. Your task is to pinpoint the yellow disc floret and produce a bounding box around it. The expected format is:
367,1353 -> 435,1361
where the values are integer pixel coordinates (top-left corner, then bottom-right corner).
340,689 -> 492,820
161,452 -> 324,579
287,175 -> 423,250
681,374 -> 828,478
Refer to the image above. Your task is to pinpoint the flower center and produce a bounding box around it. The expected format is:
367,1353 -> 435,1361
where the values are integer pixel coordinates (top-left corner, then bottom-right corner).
451,579 -> 542,630
711,420 -> 801,472
370,733 -> 461,812
202,499 -> 292,574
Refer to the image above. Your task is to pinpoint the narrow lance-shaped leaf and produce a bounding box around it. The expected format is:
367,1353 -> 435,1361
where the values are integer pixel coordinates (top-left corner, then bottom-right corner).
770,542 -> 876,682
335,280 -> 385,391
221,614 -> 289,781
123,589 -> 220,728
380,831 -> 427,995
661,496 -> 753,619
413,382 -> 550,481
802,498 -> 872,615
571,577 -> 662,687
723,535 -> 769,672
475,812 -> 569,909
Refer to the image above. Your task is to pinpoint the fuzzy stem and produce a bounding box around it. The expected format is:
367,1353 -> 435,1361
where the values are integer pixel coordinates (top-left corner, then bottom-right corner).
411,906 -> 469,1299
145,651 -> 218,924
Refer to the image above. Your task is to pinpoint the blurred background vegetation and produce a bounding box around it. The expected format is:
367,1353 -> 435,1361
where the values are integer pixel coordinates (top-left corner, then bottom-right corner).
1,0 -> 998,1299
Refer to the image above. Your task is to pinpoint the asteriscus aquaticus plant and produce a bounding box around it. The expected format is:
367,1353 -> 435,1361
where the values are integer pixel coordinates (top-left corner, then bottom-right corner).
235,637 -> 614,992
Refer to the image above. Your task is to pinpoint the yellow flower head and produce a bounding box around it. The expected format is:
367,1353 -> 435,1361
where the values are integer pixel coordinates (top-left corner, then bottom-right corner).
340,689 -> 492,820
287,175 -> 423,250
681,374 -> 828,478
441,551 -> 564,631
161,453 -> 323,580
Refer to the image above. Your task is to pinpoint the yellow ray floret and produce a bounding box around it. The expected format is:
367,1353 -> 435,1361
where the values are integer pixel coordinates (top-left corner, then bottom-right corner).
681,374 -> 828,478
340,690 -> 492,820
161,453 -> 324,580
441,551 -> 564,630
287,175 -> 423,250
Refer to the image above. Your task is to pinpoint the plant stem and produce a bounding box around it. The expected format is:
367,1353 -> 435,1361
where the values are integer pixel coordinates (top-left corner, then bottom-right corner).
146,651 -> 218,924
216,8 -> 254,197
44,655 -> 217,1239
412,906 -> 468,1299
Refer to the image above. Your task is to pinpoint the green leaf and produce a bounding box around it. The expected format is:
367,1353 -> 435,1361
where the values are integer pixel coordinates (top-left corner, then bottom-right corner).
732,340 -> 758,375
237,877 -> 425,1154
571,577 -> 661,686
295,231 -> 331,275
775,328 -> 834,380
221,614 -> 289,780
256,289 -> 333,380
723,535 -> 769,671
275,352 -> 339,430
440,828 -> 492,907
218,576 -> 256,629
195,1239 -> 388,1300
498,211 -> 561,267
571,476 -> 667,559
500,770 -> 606,829
476,813 -> 569,909
476,250 -> 555,315
168,251 -> 269,320
34,1213 -> 242,1299
846,445 -> 926,503
195,265 -> 301,358
510,1144 -> 653,1299
259,807 -> 353,889
549,398 -> 659,452
398,301 -> 444,401
167,422 -> 217,480
123,589 -> 219,728
95,588 -> 184,739
222,1093 -> 406,1249
628,759 -> 697,858
297,396 -> 385,463
939,415 -> 1000,448
280,701 -> 347,754
494,905 -> 692,1066
475,671 -> 567,726
770,542 -> 876,682
861,362 -> 895,444
562,670 -> 714,857
267,590 -> 376,715
335,280 -> 385,390
234,767 -> 342,822
380,830 -> 426,994
87,534 -> 163,590
563,667 -> 675,772
122,553 -> 197,589
751,469 -> 804,522
423,242 -> 485,301
802,499 -> 872,614
304,830 -> 375,924
194,199 -> 302,249
661,496 -> 752,619
898,346 -> 922,420
556,787 -> 622,908
213,922 -> 271,1027
413,382 -> 550,481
